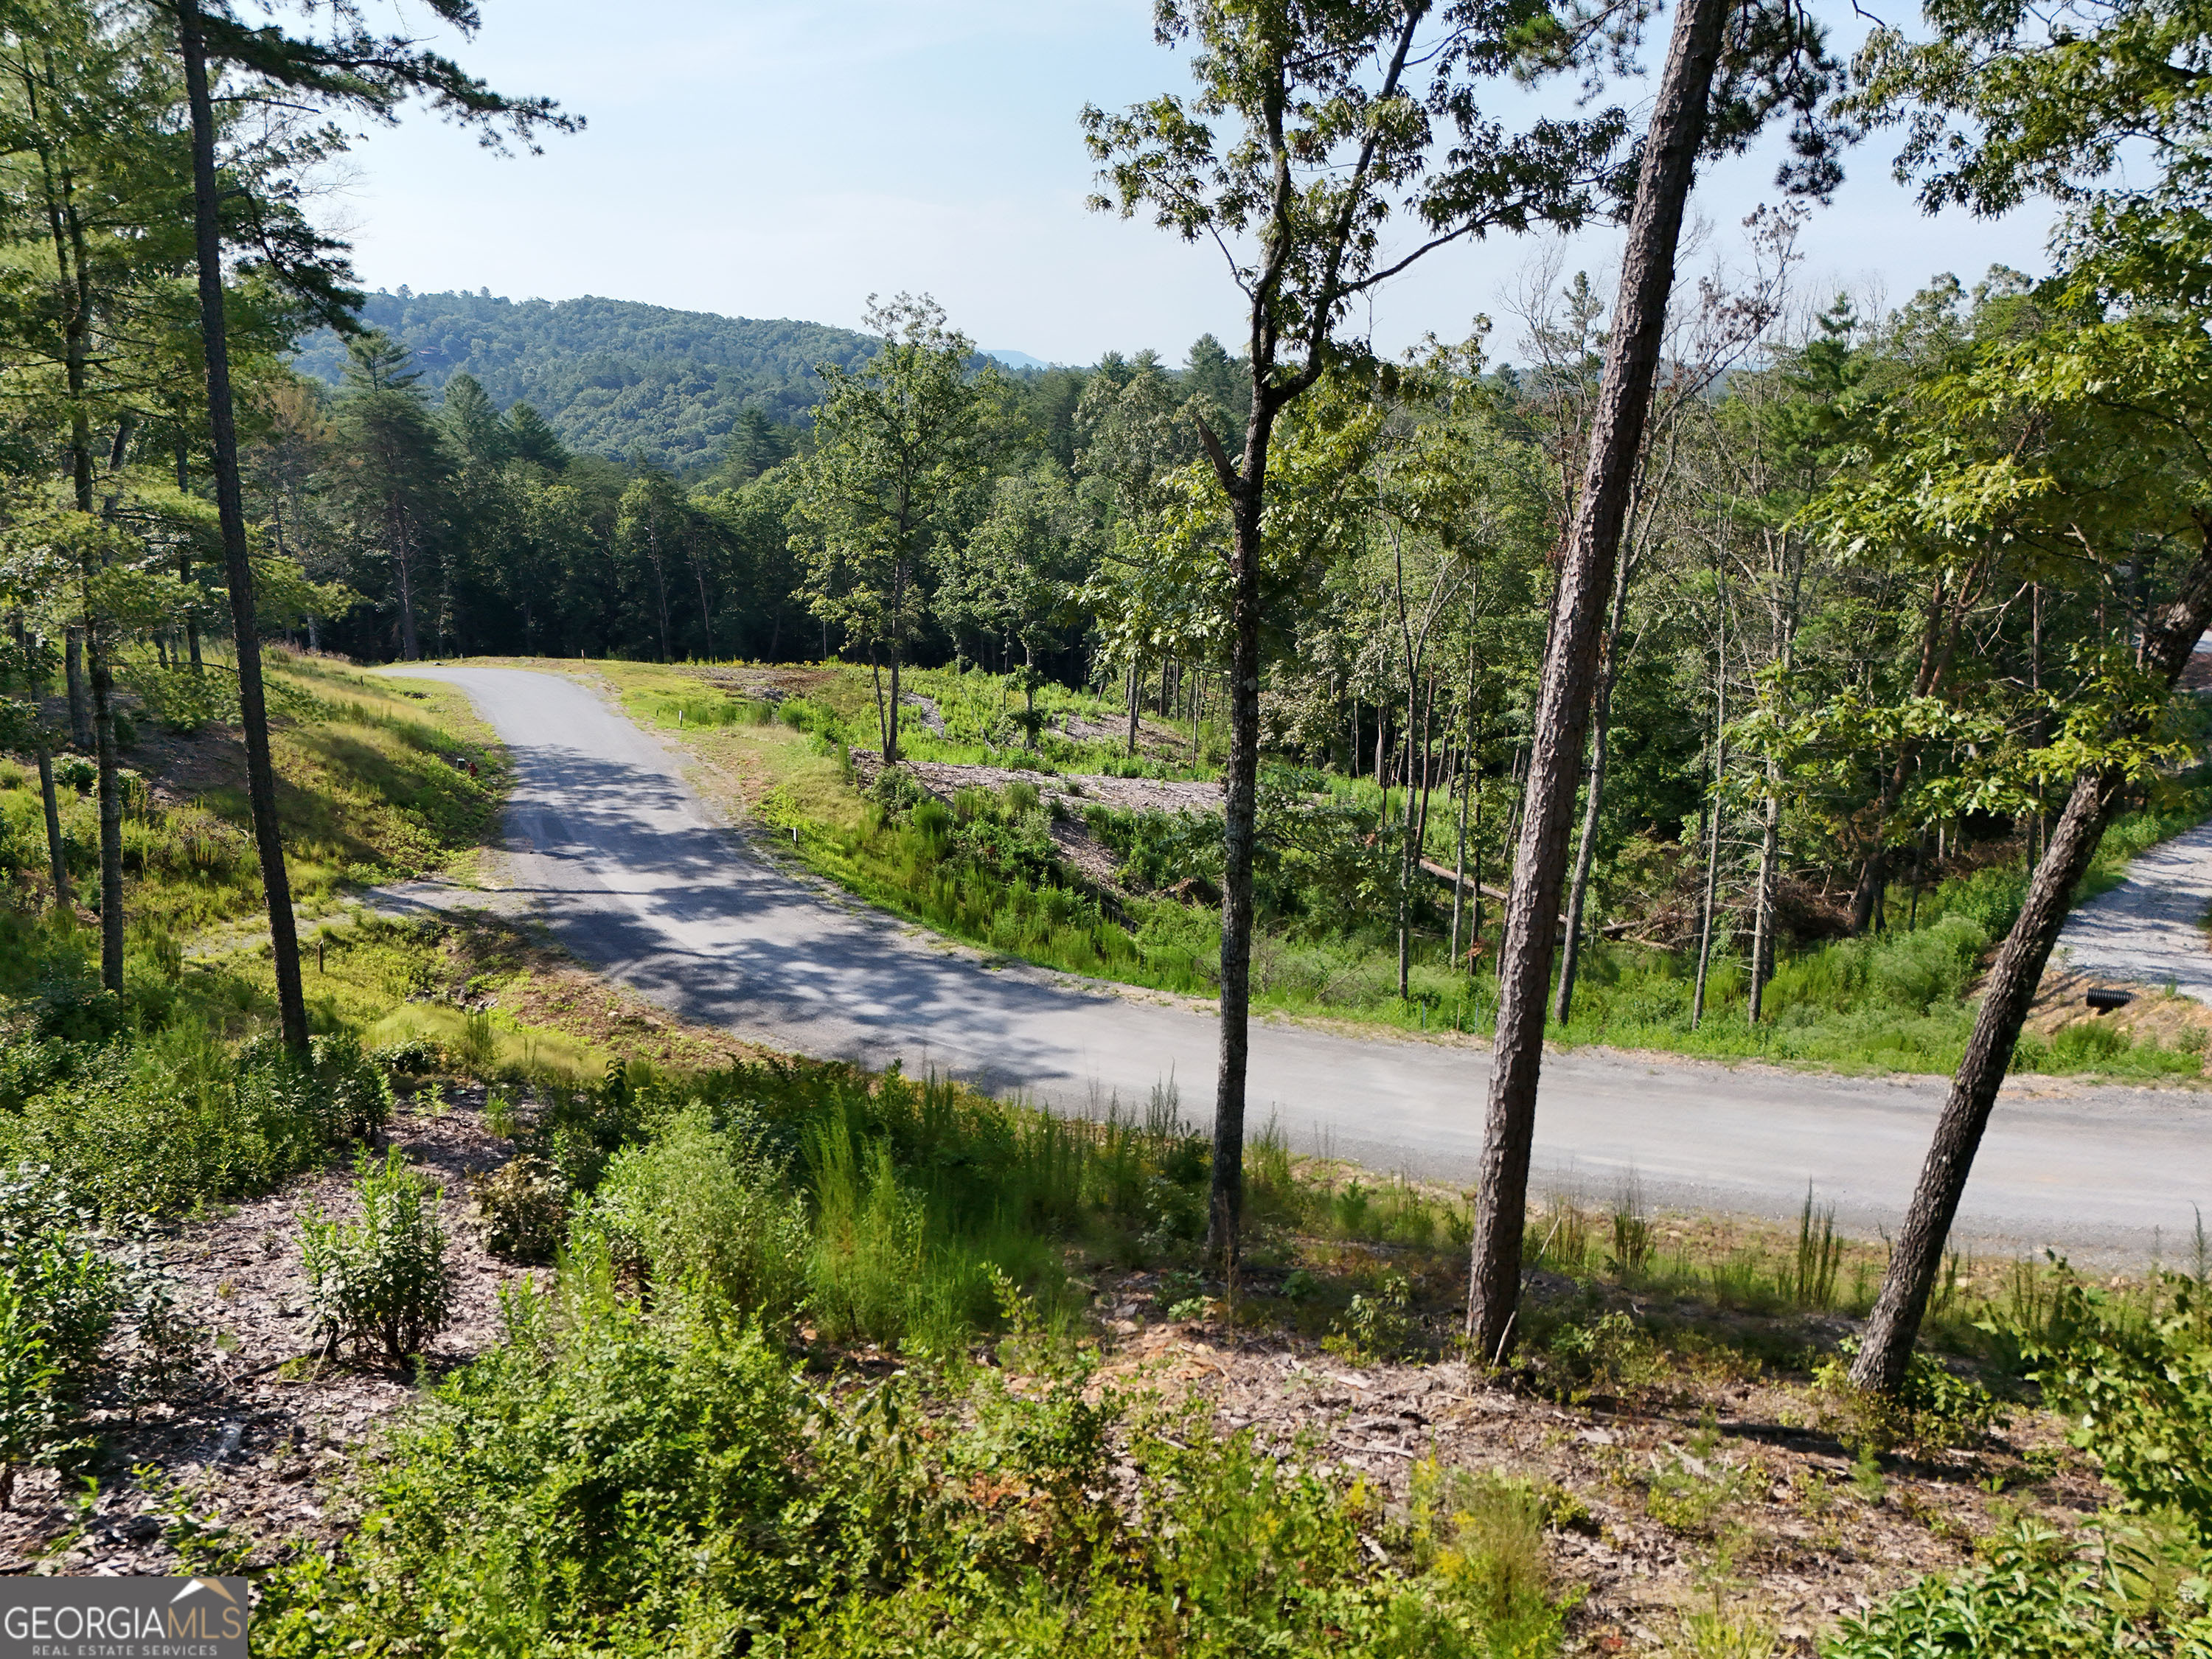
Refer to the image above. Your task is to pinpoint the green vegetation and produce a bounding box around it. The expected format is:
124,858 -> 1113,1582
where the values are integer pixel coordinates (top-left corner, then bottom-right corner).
301,1145 -> 456,1366
289,289 -> 882,473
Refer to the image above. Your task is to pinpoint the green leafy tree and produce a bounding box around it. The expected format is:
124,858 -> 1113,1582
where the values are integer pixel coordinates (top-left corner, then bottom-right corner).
1835,0 -> 2212,1393
332,333 -> 454,661
791,294 -> 992,762
1085,0 -> 1641,1270
936,466 -> 1091,743
164,0 -> 574,1051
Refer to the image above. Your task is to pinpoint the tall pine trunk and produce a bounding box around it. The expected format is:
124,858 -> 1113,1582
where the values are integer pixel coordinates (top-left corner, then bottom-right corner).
63,626 -> 87,747
1851,529 -> 2212,1391
179,0 -> 309,1053
88,631 -> 121,990
1207,480 -> 1267,1270
1464,0 -> 1730,1360
36,743 -> 67,908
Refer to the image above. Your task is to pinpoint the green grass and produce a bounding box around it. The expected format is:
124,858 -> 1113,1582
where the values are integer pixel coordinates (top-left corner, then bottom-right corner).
0,648 -> 504,939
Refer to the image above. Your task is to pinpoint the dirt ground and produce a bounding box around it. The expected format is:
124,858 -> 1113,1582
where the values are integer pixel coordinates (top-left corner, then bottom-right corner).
852,750 -> 1222,818
2025,964 -> 2212,1053
1088,1269 -> 2098,1655
0,1087 -> 536,1578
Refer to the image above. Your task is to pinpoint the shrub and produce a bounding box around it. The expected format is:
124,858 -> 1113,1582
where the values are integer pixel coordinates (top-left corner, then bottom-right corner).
585,1106 -> 807,1318
0,1284 -> 58,1509
307,1032 -> 393,1143
371,1034 -> 445,1075
0,1166 -> 195,1498
1405,1464 -> 1576,1653
1826,1514 -> 2210,1658
2021,1272 -> 2212,1533
302,1147 -> 456,1366
470,1156 -> 566,1264
0,1024 -> 385,1218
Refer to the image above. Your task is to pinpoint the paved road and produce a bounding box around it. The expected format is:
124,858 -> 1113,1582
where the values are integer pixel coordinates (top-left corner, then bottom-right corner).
2056,818 -> 2212,1003
391,664 -> 2212,1262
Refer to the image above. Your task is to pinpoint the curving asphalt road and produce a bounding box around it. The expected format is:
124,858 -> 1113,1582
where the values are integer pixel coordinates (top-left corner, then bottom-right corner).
389,664 -> 2211,1262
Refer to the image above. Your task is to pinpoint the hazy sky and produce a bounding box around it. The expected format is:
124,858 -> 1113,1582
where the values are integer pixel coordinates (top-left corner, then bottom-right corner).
332,0 -> 2055,366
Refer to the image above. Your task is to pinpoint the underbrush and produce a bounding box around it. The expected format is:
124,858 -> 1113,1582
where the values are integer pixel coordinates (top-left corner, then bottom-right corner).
1829,1269 -> 2212,1656
255,1285 -> 1574,1658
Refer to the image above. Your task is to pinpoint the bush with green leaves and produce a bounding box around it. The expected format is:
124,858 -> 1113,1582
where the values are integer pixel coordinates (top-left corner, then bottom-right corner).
0,1166 -> 198,1501
302,1147 -> 456,1366
0,1282 -> 57,1509
254,1263 -> 1580,1658
1826,1514 -> 2212,1658
582,1104 -> 807,1318
2022,1272 -> 2212,1533
470,1155 -> 567,1264
369,1034 -> 445,1076
0,1023 -> 390,1219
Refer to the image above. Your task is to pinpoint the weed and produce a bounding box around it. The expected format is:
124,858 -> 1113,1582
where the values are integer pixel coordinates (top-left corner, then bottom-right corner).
1646,1442 -> 1759,1535
1792,1187 -> 1843,1310
302,1147 -> 456,1366
1670,1589 -> 1779,1659
1324,1269 -> 1412,1362
1405,1462 -> 1579,1655
1610,1172 -> 1655,1276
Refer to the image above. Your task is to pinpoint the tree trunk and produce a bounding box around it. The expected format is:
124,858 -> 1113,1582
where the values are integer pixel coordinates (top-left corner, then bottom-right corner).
1397,670 -> 1423,1000
1749,769 -> 1781,1022
1464,0 -> 1729,1362
1556,575 -> 1632,1023
1851,531 -> 2212,1391
1126,659 -> 1141,757
886,556 -> 906,765
1450,639 -> 1480,966
88,632 -> 122,991
1553,694 -> 1611,1025
1207,489 -> 1266,1271
64,625 -> 86,748
393,514 -> 422,661
1691,668 -> 1727,1030
36,743 -> 67,909
692,554 -> 714,658
869,644 -> 888,757
179,0 -> 309,1053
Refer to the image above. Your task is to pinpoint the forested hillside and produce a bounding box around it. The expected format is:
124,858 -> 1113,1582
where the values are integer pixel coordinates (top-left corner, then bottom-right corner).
290,290 -> 881,472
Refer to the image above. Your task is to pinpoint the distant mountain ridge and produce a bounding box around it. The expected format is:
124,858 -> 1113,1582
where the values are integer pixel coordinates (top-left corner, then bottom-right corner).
290,289 -> 883,473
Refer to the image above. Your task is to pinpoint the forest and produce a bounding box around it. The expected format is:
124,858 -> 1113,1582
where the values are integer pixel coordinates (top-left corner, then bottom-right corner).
288,289 -> 883,473
1,0 -> 2212,1653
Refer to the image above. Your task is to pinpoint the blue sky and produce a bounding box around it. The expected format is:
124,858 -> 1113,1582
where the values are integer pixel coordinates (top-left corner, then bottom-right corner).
333,0 -> 2056,366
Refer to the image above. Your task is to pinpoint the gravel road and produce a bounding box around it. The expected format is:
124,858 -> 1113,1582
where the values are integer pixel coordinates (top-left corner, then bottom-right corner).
390,665 -> 2212,1262
2055,818 -> 2212,1001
